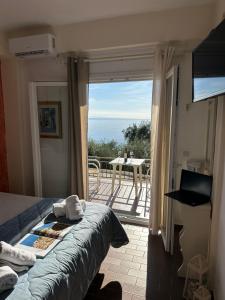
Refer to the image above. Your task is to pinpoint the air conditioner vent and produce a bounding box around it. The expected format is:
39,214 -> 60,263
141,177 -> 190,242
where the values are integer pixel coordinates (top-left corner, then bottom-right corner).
15,49 -> 49,57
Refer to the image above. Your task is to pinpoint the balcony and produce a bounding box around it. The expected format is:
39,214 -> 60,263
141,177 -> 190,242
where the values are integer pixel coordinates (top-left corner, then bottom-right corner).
88,156 -> 151,221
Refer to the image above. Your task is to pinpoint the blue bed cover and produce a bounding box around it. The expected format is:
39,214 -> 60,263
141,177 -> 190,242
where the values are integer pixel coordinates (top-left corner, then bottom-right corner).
0,198 -> 128,300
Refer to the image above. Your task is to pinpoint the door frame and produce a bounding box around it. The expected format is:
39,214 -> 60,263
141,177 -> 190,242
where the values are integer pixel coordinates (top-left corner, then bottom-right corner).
160,65 -> 179,254
88,78 -> 153,226
29,81 -> 67,197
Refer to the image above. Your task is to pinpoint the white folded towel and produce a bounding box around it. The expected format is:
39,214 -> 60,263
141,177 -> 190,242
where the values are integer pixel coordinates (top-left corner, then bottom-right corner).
0,266 -> 18,293
53,197 -> 86,220
53,200 -> 66,217
65,195 -> 84,221
0,241 -> 36,266
0,259 -> 29,273
80,199 -> 86,212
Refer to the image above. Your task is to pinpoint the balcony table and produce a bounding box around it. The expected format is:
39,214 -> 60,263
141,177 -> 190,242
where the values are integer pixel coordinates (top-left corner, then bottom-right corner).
109,157 -> 145,197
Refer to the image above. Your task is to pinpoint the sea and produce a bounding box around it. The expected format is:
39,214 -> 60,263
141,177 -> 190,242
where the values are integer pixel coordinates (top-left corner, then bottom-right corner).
88,118 -> 150,144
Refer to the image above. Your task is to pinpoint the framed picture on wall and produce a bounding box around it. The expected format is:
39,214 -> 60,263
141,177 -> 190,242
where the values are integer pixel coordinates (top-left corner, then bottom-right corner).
38,101 -> 62,138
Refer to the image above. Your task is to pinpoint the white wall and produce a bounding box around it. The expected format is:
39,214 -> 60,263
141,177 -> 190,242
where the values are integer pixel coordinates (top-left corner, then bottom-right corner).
37,85 -> 68,198
0,31 -> 7,55
1,57 -> 67,195
25,57 -> 67,82
173,53 -> 210,224
176,54 -> 209,165
54,4 -> 213,52
27,59 -> 67,196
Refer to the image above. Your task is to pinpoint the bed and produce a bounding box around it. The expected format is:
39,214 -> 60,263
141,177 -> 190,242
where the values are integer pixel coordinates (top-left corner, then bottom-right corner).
0,193 -> 129,300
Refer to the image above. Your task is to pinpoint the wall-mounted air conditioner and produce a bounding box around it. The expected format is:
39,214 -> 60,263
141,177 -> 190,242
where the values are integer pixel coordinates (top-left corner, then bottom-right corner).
9,33 -> 56,58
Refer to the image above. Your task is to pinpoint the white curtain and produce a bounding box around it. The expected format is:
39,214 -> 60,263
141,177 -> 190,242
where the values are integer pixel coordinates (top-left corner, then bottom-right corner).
208,97 -> 225,289
150,46 -> 175,234
67,57 -> 89,199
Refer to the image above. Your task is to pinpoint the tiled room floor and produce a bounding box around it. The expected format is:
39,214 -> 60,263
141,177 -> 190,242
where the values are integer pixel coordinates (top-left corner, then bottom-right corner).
85,224 -> 184,300
85,224 -> 148,300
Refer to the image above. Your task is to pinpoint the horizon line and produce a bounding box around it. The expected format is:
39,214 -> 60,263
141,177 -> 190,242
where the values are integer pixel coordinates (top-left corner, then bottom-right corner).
89,117 -> 151,120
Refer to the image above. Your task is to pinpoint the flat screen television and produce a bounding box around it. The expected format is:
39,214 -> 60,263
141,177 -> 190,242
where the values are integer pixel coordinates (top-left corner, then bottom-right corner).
192,19 -> 225,102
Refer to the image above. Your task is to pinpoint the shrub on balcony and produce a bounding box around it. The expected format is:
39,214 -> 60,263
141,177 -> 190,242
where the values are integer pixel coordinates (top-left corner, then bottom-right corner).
88,139 -> 121,158
88,139 -> 150,159
88,121 -> 150,159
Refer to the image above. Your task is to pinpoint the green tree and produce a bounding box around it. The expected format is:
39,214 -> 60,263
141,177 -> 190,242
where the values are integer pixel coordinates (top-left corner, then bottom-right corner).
122,121 -> 150,143
122,124 -> 138,143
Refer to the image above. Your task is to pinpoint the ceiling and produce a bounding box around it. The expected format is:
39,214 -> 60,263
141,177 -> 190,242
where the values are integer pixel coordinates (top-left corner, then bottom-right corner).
0,0 -> 213,31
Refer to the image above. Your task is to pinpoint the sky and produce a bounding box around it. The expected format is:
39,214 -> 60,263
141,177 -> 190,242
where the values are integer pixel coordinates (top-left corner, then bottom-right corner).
88,80 -> 152,119
194,77 -> 225,101
88,76 -> 225,118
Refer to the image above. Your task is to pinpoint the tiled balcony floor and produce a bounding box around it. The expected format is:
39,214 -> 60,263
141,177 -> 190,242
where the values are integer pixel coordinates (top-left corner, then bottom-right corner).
89,177 -> 150,219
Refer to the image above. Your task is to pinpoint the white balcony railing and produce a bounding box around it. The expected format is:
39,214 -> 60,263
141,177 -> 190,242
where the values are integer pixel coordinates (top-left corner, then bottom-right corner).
88,156 -> 151,181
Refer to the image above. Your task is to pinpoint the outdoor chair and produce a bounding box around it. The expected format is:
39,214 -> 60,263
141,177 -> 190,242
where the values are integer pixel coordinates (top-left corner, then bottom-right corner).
88,158 -> 101,192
